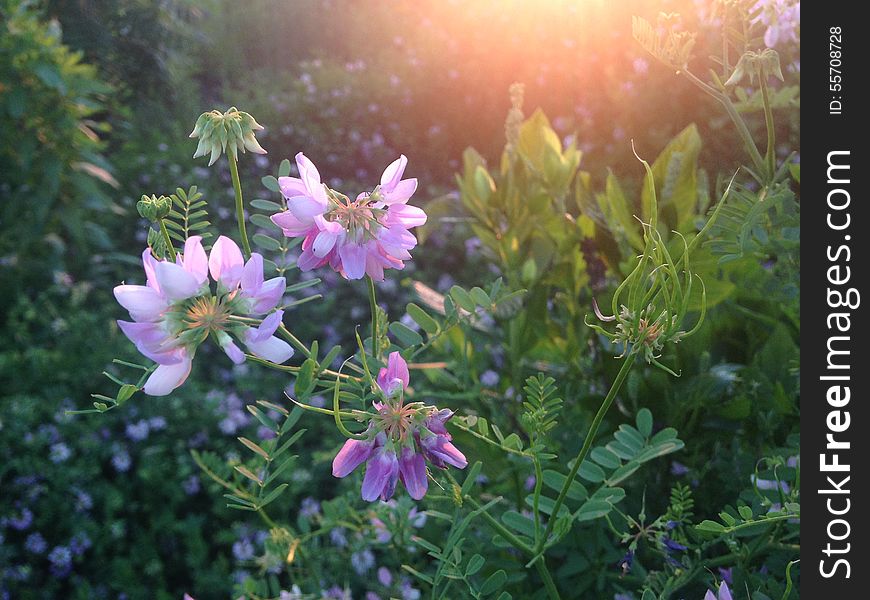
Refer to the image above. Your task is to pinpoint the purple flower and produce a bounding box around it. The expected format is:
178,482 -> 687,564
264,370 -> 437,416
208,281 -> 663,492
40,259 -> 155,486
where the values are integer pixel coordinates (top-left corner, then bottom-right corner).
670,461 -> 689,476
704,581 -> 734,600
48,546 -> 73,578
329,527 -> 348,547
114,236 -> 291,396
377,566 -> 393,586
480,370 -> 500,387
70,532 -> 92,556
351,548 -> 375,575
149,416 -> 168,430
618,549 -> 634,573
112,449 -> 132,472
8,507 -> 33,530
232,538 -> 255,561
49,442 -> 71,463
25,533 -> 48,554
271,154 -> 426,281
299,497 -> 320,518
182,475 -> 201,495
125,419 -> 150,442
332,352 -> 466,502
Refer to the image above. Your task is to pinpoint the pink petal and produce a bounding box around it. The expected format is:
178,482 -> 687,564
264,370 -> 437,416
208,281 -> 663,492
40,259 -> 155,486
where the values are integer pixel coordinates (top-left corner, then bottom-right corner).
248,277 -> 286,314
704,592 -> 717,600
114,284 -> 168,321
154,261 -> 201,300
361,446 -> 399,502
365,251 -> 385,281
287,195 -> 327,222
332,438 -> 375,478
398,447 -> 428,500
248,310 -> 284,343
382,178 -> 418,205
271,210 -> 312,236
143,351 -> 192,396
378,351 -> 409,392
278,176 -> 307,199
208,236 -> 245,289
338,243 -> 368,280
380,155 -> 408,190
386,204 -> 427,228
217,333 -> 246,365
142,249 -> 161,292
244,334 -> 294,364
296,249 -> 328,272
117,320 -> 169,348
312,230 -> 339,258
241,253 -> 265,292
181,236 -> 208,284
295,152 -> 324,199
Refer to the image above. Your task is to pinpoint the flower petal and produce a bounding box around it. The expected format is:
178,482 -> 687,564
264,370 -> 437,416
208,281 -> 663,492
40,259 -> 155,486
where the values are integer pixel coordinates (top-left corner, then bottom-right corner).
244,334 -> 294,364
248,277 -> 286,314
154,261 -> 202,300
114,284 -> 168,321
241,253 -> 265,292
271,210 -> 312,236
209,235 -> 245,289
278,176 -> 307,199
182,236 -> 208,284
382,178 -> 417,205
718,582 -> 733,600
143,351 -> 192,396
398,447 -> 428,500
339,243 -> 368,280
380,155 -> 408,190
361,446 -> 399,502
287,195 -> 327,222
295,152 -> 324,199
142,249 -> 161,292
312,230 -> 339,258
386,204 -> 427,228
332,438 -> 375,478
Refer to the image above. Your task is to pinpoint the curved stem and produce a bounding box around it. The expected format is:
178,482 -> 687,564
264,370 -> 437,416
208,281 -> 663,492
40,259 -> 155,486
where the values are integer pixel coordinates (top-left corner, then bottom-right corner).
228,153 -> 252,259
537,352 -> 637,550
333,361 -> 368,440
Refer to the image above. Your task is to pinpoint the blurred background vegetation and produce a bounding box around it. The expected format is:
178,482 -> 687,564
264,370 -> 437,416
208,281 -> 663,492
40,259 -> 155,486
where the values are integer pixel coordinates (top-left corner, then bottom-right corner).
1,0 -> 798,598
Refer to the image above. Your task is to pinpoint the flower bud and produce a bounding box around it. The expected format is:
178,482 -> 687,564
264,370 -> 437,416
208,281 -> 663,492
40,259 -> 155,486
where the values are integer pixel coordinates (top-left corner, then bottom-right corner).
190,107 -> 267,166
137,194 -> 172,222
725,49 -> 785,86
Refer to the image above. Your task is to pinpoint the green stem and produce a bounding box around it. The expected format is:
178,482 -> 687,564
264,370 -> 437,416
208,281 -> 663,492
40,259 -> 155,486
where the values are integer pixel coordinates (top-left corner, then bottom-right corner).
535,558 -> 562,600
228,153 -> 252,259
681,70 -> 766,176
537,352 -> 637,550
367,275 -> 380,362
759,75 -> 777,181
158,219 -> 175,257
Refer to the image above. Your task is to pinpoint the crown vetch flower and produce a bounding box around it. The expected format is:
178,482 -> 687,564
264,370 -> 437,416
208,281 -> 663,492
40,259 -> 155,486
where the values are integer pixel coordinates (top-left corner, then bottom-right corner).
114,235 -> 292,396
271,153 -> 426,281
190,107 -> 266,166
703,582 -> 733,600
331,352 -> 466,501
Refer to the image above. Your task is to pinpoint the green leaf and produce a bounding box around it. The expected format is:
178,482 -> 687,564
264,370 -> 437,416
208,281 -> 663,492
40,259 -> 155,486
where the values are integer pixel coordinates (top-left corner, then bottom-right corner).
719,512 -> 736,526
696,520 -> 727,533
641,123 -> 702,231
575,500 -> 614,522
252,233 -> 282,251
462,462 -> 482,496
542,469 -> 588,501
389,321 -> 424,347
406,303 -> 440,335
258,483 -> 288,508
590,447 -> 621,470
401,565 -> 433,586
250,213 -> 278,230
238,437 -> 270,460
470,287 -> 491,307
466,554 -> 485,577
480,570 -> 508,596
501,511 -> 536,538
278,159 -> 292,177
262,175 -> 280,192
578,460 -> 606,483
250,198 -> 283,212
738,505 -> 754,521
450,285 -> 476,312
636,408 -> 653,437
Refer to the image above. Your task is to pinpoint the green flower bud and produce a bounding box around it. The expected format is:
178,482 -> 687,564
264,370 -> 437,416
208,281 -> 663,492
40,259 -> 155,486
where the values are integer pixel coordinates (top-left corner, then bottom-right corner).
725,49 -> 785,86
137,194 -> 173,222
189,107 -> 267,166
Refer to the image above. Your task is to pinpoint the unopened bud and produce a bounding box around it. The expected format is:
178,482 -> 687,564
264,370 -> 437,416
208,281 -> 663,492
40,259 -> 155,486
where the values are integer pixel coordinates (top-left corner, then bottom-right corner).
137,194 -> 172,222
190,107 -> 267,166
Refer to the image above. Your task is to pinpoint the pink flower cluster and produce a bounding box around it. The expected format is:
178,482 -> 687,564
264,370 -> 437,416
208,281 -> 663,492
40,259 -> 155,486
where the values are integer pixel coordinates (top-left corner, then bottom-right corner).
271,153 -> 427,281
114,236 -> 293,396
332,352 -> 467,501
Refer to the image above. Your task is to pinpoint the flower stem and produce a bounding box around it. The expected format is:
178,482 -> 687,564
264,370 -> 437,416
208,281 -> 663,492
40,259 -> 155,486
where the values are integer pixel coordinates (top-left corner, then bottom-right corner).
366,275 -> 380,362
158,219 -> 175,258
759,75 -> 777,182
535,558 -> 562,600
537,352 -> 637,550
228,153 -> 252,259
